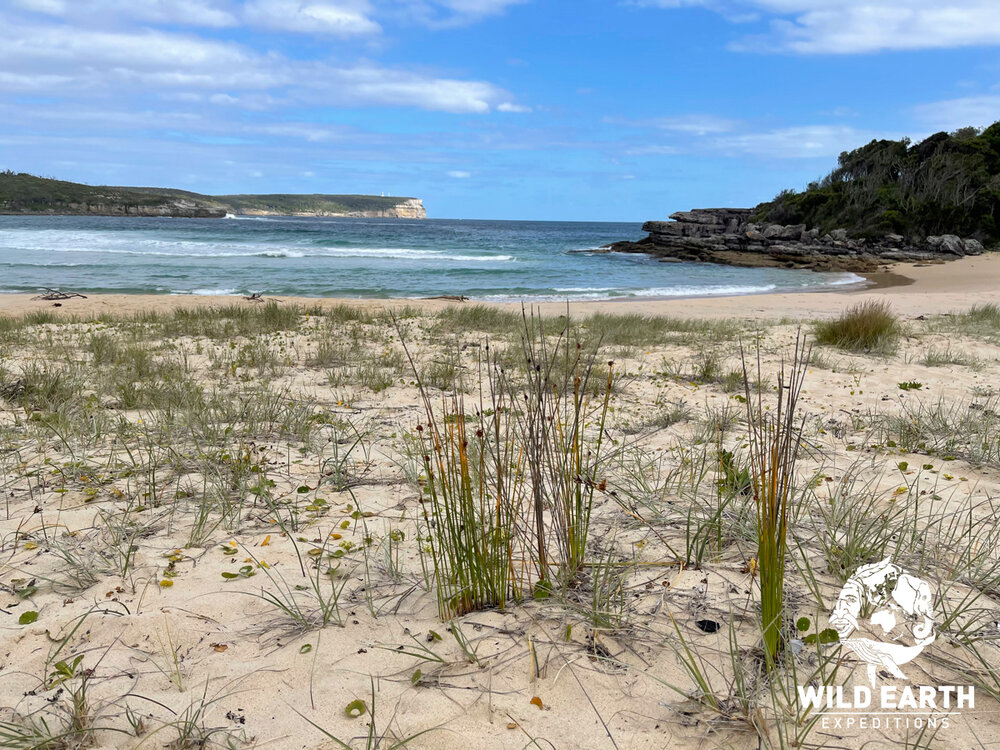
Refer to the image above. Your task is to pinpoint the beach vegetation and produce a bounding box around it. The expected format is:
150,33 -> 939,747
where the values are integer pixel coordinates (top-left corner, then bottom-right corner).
813,299 -> 901,353
919,345 -> 982,368
5,300 -> 1000,748
402,310 -> 613,618
742,336 -> 809,665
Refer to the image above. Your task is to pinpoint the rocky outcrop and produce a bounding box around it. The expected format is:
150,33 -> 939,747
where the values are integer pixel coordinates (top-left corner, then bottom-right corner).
602,209 -> 985,272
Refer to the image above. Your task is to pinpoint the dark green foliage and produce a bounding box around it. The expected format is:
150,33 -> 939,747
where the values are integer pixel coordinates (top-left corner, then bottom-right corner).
0,171 -> 185,212
0,171 -> 416,216
753,123 -> 1000,244
717,449 -> 751,496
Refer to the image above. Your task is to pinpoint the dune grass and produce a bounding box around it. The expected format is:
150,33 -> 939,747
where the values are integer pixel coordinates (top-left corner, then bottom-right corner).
4,300 -> 1000,748
813,299 -> 901,353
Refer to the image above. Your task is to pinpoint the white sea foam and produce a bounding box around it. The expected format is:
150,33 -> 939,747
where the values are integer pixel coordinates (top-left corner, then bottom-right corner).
169,288 -> 241,296
5,242 -> 511,262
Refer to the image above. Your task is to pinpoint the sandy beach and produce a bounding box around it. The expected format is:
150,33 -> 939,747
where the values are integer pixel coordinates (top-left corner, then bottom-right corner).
2,255 -> 1000,749
1,254 -> 996,321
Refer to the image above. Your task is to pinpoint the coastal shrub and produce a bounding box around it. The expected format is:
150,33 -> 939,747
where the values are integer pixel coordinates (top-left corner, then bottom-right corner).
813,300 -> 900,353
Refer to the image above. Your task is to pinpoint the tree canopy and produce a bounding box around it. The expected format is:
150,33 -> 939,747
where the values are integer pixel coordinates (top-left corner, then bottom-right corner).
753,123 -> 1000,245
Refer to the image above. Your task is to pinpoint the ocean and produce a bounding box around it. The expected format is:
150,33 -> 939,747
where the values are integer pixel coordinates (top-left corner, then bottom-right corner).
0,215 -> 863,301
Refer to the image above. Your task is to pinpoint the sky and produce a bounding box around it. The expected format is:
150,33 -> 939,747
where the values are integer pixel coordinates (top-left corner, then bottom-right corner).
2,1 -> 1000,221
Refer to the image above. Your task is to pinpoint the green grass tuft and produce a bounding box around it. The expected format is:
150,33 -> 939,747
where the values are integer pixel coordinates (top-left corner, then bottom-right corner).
813,300 -> 901,353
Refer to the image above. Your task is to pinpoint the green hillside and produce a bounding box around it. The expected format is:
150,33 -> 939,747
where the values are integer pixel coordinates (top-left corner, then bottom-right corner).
0,172 -> 420,217
0,171 -> 205,213
753,122 -> 1000,244
217,193 -> 413,215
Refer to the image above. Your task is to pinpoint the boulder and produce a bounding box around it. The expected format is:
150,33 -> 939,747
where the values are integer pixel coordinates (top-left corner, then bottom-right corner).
938,234 -> 965,255
963,238 -> 985,255
762,223 -> 806,241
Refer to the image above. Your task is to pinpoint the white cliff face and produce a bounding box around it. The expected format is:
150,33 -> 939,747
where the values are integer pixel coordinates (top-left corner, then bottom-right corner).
235,198 -> 426,219
384,198 -> 426,219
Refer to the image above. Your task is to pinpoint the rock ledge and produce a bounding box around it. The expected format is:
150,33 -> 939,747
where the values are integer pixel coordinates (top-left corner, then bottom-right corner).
603,209 -> 984,272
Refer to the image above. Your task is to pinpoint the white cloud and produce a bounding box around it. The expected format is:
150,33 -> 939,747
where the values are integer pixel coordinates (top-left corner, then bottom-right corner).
435,0 -> 526,15
498,102 -> 531,112
628,0 -> 711,7
391,0 -> 527,28
713,125 -> 890,158
0,20 -> 510,113
243,0 -> 381,36
447,170 -> 472,178
319,66 -> 501,112
12,0 -> 238,27
624,144 -> 681,155
912,95 -> 1000,131
648,114 -> 738,134
637,1 -> 1000,54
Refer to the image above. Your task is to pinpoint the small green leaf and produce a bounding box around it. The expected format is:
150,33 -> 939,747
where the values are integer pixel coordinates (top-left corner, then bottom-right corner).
221,572 -> 239,579
795,617 -> 811,632
897,461 -> 909,471
533,580 -> 552,600
427,630 -> 443,642
411,668 -> 422,686
18,611 -> 38,625
300,644 -> 312,654
805,628 -> 840,645
818,628 -> 840,644
297,485 -> 311,494
345,699 -> 368,718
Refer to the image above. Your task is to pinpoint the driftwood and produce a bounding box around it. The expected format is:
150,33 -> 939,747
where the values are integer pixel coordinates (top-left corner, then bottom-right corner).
31,288 -> 87,301
243,292 -> 275,302
423,295 -> 469,302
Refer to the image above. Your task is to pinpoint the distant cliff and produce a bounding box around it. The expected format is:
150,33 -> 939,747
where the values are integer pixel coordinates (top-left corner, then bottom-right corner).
0,172 -> 426,219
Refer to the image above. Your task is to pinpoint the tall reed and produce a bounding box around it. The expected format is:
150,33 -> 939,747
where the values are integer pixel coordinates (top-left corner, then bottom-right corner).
399,309 -> 614,618
513,311 -> 613,585
742,334 -> 809,666
413,383 -> 523,618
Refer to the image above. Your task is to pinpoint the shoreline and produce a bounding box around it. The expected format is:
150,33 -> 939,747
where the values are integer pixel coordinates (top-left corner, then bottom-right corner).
0,253 -> 994,321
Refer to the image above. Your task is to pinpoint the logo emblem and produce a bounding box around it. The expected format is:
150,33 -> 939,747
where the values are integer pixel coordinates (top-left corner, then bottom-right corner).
828,558 -> 936,686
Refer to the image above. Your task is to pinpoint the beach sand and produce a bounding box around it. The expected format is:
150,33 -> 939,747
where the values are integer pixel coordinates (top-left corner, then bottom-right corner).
1,253 -> 997,320
1,255 -> 999,749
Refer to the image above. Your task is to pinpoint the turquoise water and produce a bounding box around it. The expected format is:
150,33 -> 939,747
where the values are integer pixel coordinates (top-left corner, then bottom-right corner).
0,215 -> 863,301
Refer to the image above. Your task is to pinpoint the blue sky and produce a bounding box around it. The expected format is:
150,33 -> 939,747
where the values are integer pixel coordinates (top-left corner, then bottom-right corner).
2,0 -> 1000,220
